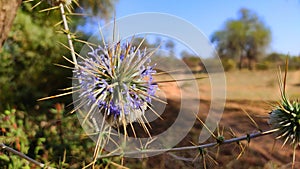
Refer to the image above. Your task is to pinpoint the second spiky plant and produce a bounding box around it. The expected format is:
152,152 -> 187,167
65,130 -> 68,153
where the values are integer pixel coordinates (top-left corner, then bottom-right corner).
269,58 -> 300,168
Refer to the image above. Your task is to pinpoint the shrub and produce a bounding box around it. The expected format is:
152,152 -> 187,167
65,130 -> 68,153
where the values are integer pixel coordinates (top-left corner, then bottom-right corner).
289,56 -> 300,70
256,61 -> 271,70
221,58 -> 236,71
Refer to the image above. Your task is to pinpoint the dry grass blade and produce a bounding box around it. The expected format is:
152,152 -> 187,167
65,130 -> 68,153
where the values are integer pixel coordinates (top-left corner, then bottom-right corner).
74,38 -> 98,47
66,12 -> 91,16
54,20 -> 63,27
241,108 -> 261,131
39,6 -> 60,12
153,69 -> 188,76
153,77 -> 207,84
228,127 -> 246,159
147,104 -> 164,120
108,161 -> 129,169
37,90 -> 77,101
190,141 -> 218,169
193,112 -> 217,139
54,63 -> 74,70
30,0 -> 42,9
23,0 -> 34,2
168,152 -> 194,162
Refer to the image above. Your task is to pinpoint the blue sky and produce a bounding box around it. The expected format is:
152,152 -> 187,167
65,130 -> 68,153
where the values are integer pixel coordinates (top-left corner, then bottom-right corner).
112,0 -> 300,56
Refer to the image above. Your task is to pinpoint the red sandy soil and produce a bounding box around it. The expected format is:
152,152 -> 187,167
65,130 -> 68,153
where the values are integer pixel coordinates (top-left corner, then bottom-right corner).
123,71 -> 300,169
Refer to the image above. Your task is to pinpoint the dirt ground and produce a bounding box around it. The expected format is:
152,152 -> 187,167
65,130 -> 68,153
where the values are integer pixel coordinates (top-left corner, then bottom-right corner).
123,70 -> 300,169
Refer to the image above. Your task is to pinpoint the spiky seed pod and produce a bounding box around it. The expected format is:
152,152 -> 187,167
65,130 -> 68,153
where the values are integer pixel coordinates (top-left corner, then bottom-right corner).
268,59 -> 300,168
74,40 -> 158,127
269,98 -> 300,147
269,60 -> 300,148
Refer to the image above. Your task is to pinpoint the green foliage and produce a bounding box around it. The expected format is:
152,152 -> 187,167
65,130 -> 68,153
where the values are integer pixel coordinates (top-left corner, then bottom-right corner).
34,104 -> 96,168
256,61 -> 271,70
78,0 -> 118,18
182,56 -> 201,67
0,109 -> 30,168
265,52 -> 285,63
0,4 -> 80,110
221,58 -> 236,71
0,0 -> 119,110
181,51 -> 203,71
211,8 -> 271,70
0,0 -> 120,168
131,37 -> 156,49
289,56 -> 300,70
259,53 -> 300,70
0,104 -> 98,168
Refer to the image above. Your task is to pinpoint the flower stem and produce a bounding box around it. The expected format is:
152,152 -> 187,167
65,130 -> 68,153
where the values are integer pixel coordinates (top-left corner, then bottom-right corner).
59,3 -> 77,66
98,128 -> 279,158
0,142 -> 55,169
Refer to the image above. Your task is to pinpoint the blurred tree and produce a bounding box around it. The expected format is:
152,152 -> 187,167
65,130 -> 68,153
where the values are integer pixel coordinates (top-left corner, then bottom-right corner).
130,37 -> 156,49
155,37 -> 162,46
265,52 -> 285,63
165,39 -> 175,57
78,0 -> 118,19
211,8 -> 271,70
181,50 -> 203,73
0,0 -> 22,50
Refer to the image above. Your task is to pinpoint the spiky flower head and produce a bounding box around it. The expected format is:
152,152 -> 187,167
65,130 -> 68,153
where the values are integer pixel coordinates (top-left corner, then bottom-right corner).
74,39 -> 158,127
269,62 -> 300,148
269,97 -> 300,147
